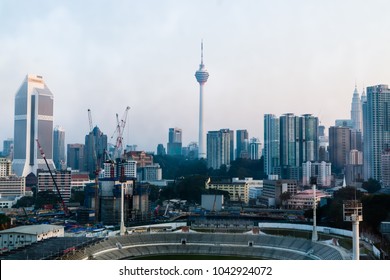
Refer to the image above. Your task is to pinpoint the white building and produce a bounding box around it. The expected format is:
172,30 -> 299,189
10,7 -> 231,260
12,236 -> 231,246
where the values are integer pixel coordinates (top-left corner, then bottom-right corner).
0,176 -> 26,197
249,138 -> 262,160
302,161 -> 332,187
103,160 -> 137,179
0,158 -> 12,177
0,195 -> 21,208
260,179 -> 299,208
0,224 -> 64,252
287,189 -> 331,210
232,178 -> 263,200
138,164 -> 162,182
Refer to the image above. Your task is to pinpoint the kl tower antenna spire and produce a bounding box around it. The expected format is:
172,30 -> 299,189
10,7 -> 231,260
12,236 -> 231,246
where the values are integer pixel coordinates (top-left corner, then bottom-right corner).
195,40 -> 209,159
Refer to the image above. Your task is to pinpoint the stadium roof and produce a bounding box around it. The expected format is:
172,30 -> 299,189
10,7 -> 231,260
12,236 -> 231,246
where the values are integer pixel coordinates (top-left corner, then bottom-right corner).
0,225 -> 64,235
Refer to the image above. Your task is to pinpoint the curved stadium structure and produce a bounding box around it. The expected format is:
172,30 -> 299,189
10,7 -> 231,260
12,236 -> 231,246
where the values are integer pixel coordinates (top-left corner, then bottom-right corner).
59,232 -> 349,260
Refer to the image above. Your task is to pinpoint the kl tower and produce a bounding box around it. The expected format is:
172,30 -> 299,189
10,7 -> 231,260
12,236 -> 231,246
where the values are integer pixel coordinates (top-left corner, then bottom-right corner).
195,41 -> 209,159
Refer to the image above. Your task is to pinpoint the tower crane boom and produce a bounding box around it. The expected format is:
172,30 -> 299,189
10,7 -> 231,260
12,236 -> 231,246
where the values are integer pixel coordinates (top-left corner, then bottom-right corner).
36,139 -> 69,216
112,106 -> 130,160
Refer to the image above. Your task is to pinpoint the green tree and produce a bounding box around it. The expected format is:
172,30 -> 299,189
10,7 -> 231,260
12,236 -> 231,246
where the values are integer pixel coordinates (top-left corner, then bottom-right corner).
159,175 -> 208,204
318,187 -> 364,229
0,214 -> 11,230
35,190 -> 61,209
13,196 -> 35,208
227,158 -> 265,179
280,191 -> 292,209
361,194 -> 390,233
69,189 -> 85,205
362,178 -> 382,193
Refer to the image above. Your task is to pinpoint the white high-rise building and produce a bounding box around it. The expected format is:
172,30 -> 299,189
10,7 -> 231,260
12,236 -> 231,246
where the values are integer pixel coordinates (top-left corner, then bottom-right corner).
13,75 -> 55,177
363,85 -> 390,182
195,42 -> 209,159
249,137 -> 262,160
207,129 -> 232,169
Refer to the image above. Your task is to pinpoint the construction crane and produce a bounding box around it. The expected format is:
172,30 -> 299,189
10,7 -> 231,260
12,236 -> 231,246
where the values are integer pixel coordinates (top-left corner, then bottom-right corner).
88,109 -> 100,223
111,106 -> 130,160
36,139 -> 69,216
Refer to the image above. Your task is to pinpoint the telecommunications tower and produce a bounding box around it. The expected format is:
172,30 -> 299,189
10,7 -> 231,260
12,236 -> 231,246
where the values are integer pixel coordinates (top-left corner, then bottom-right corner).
195,41 -> 209,159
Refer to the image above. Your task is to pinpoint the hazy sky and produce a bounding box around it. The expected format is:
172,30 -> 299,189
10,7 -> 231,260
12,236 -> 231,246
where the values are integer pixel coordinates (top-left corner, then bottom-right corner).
1,0 -> 390,152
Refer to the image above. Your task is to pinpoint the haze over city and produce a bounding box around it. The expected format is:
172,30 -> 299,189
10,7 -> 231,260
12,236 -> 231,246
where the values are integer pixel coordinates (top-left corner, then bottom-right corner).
1,0 -> 390,152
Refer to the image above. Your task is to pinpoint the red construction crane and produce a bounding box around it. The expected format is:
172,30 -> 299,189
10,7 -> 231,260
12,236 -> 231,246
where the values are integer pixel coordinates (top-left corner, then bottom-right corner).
36,139 -> 70,216
111,106 -> 130,160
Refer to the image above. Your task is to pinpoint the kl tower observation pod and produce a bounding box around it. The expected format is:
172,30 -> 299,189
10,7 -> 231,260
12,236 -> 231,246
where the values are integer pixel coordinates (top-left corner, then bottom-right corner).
195,41 -> 209,159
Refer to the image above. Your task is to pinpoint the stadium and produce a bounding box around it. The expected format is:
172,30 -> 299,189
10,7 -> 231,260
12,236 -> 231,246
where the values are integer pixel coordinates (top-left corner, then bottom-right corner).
56,222 -> 350,260
1,221 -> 355,260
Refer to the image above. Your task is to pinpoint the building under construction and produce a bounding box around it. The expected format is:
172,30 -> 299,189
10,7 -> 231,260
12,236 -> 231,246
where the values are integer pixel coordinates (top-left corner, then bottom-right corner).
84,159 -> 149,226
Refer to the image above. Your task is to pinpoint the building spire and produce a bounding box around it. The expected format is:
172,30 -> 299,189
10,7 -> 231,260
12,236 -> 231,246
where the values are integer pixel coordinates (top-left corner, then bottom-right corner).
201,39 -> 204,65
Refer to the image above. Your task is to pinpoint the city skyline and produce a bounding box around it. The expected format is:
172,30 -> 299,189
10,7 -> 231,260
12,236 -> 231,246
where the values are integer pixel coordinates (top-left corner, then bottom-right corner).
2,1 -> 390,152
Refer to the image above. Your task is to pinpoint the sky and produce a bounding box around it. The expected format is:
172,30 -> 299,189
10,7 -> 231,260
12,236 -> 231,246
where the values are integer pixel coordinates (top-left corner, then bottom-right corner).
1,0 -> 390,153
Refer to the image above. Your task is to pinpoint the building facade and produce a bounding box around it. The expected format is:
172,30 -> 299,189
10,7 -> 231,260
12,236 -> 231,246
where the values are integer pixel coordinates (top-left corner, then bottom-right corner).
345,149 -> 364,186
124,151 -> 154,168
0,157 -> 12,177
13,75 -> 55,177
381,150 -> 390,187
2,138 -> 13,159
37,169 -> 72,202
138,164 -> 162,182
363,84 -> 390,183
84,126 -> 107,176
206,180 -> 250,204
302,161 -> 332,187
287,189 -> 330,210
236,129 -> 249,159
351,85 -> 363,133
167,127 -> 182,156
328,126 -> 351,174
207,129 -> 233,169
53,126 -> 65,170
249,137 -> 262,160
260,179 -> 298,208
67,144 -> 85,171
0,176 -> 25,197
264,114 -> 280,177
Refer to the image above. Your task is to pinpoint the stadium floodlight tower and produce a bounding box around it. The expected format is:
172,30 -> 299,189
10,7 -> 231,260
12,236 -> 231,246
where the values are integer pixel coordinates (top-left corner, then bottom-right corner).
195,41 -> 209,159
343,200 -> 363,260
310,177 -> 318,242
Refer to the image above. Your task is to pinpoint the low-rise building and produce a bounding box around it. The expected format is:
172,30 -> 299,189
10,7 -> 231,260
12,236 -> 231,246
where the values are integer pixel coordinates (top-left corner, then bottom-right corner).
0,195 -> 21,208
0,224 -> 64,252
37,169 -> 71,202
0,176 -> 26,197
206,179 -> 250,204
260,179 -> 299,208
287,189 -> 331,209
